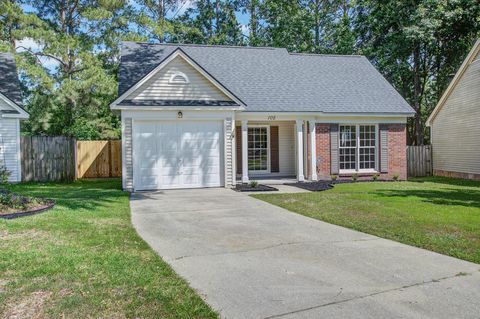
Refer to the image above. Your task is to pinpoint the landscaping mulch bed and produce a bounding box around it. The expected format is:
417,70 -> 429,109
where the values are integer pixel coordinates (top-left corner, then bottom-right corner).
285,181 -> 334,191
286,179 -> 399,192
234,184 -> 279,192
0,189 -> 55,219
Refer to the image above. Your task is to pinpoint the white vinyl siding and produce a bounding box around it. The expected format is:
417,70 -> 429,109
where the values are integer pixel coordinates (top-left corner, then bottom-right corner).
431,51 -> 480,175
224,117 -> 234,186
127,56 -> 233,102
0,117 -> 21,182
123,118 -> 133,190
278,122 -> 295,176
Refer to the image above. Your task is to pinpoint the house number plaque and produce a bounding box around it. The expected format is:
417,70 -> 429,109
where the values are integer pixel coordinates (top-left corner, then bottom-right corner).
267,115 -> 276,121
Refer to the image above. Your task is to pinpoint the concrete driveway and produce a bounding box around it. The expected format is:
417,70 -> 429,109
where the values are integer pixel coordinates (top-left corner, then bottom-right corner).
130,188 -> 480,319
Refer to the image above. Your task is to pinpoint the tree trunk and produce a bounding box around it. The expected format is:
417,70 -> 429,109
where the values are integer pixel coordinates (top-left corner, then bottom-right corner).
159,0 -> 165,42
215,0 -> 220,34
250,0 -> 258,46
206,0 -> 213,39
413,44 -> 424,145
314,0 -> 320,50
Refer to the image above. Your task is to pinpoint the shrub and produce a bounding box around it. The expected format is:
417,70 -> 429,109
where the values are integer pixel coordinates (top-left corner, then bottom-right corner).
0,191 -> 13,207
351,173 -> 359,182
249,181 -> 258,188
393,173 -> 400,181
372,173 -> 379,181
330,174 -> 338,181
0,163 -> 11,184
0,190 -> 32,210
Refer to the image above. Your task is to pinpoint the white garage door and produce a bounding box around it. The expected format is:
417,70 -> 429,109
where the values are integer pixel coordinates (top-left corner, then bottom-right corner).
133,121 -> 224,190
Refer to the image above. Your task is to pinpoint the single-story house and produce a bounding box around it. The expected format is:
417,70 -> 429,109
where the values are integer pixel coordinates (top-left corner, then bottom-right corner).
427,39 -> 480,180
0,53 -> 29,182
111,42 -> 415,191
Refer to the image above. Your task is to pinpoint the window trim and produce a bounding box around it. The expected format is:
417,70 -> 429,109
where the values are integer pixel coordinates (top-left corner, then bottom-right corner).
339,124 -> 379,174
247,125 -> 270,174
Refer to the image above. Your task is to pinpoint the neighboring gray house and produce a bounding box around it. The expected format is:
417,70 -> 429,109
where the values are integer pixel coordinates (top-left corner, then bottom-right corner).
427,39 -> 480,180
111,42 -> 414,191
0,53 -> 29,182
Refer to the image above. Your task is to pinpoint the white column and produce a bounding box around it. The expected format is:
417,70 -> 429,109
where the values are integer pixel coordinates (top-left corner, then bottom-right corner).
296,120 -> 305,182
241,120 -> 249,183
309,120 -> 318,181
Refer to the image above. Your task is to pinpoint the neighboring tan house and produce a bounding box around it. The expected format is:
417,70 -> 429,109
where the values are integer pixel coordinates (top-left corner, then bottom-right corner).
427,39 -> 480,180
0,53 -> 29,182
111,42 -> 415,191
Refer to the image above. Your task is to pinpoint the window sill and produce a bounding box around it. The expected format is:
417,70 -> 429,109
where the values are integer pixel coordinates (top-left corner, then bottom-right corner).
339,170 -> 379,176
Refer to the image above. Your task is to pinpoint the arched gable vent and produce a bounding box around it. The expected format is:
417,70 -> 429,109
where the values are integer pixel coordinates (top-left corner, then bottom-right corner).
169,72 -> 189,84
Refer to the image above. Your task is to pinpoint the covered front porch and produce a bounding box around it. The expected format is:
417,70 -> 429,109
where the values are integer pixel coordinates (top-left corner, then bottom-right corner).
234,118 -> 318,184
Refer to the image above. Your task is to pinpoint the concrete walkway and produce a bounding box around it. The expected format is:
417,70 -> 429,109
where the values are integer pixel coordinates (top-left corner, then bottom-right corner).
130,188 -> 480,319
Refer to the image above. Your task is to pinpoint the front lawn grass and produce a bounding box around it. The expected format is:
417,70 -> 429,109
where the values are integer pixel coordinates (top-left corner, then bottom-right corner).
0,180 -> 217,318
253,177 -> 480,264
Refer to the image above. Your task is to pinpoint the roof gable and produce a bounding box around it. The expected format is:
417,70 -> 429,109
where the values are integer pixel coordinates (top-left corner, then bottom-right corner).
0,92 -> 29,119
111,48 -> 245,109
427,39 -> 480,126
123,55 -> 234,105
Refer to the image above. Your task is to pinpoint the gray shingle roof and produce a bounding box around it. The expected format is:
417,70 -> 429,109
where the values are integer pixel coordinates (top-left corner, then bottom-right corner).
0,52 -> 23,106
119,42 -> 414,114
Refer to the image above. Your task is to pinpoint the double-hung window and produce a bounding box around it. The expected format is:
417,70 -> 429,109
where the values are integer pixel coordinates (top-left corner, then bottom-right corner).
339,124 -> 377,173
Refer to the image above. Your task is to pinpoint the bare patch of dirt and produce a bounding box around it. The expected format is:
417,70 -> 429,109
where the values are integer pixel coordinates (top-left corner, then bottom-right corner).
2,291 -> 52,319
0,229 -> 50,242
0,279 -> 9,294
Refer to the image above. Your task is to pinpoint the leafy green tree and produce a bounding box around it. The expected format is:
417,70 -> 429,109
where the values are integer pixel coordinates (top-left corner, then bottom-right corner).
355,0 -> 479,144
175,0 -> 243,45
260,0 -> 313,51
132,0 -> 181,43
0,0 -> 21,51
13,0 -> 136,139
238,0 -> 261,46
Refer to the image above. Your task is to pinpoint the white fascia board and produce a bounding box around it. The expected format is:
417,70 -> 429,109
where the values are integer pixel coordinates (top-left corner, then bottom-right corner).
122,109 -> 235,121
0,93 -> 29,119
110,49 -> 246,109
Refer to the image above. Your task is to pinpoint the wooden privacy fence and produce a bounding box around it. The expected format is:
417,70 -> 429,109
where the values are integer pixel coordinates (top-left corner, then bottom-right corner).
76,140 -> 121,178
21,137 -> 121,182
407,145 -> 432,177
21,136 -> 76,182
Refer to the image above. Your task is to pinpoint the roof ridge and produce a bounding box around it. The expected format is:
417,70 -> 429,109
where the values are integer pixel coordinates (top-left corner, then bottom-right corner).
121,41 -> 284,51
289,52 -> 364,58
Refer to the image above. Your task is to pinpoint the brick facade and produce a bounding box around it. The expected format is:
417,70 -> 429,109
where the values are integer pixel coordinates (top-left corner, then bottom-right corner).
315,123 -> 331,179
385,124 -> 407,180
313,123 -> 407,180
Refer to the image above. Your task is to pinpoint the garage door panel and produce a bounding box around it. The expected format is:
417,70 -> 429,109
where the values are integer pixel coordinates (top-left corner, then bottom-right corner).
200,174 -> 221,186
183,165 -> 220,174
182,174 -> 200,186
134,120 -> 224,190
